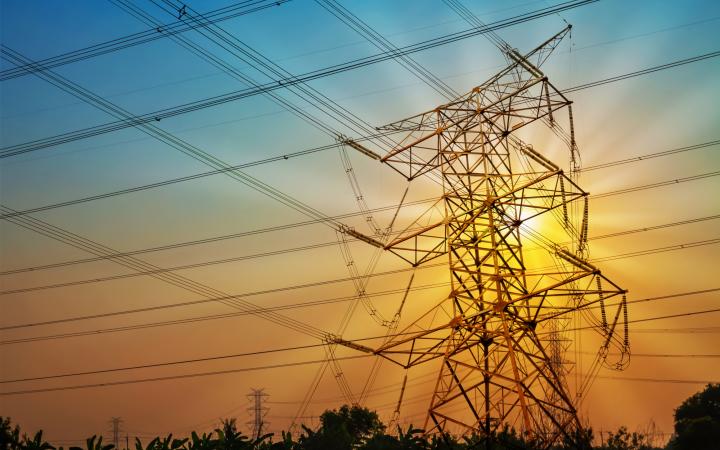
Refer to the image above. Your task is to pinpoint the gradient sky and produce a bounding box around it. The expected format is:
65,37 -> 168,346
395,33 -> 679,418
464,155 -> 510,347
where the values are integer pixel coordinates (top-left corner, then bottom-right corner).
1,0 -> 719,446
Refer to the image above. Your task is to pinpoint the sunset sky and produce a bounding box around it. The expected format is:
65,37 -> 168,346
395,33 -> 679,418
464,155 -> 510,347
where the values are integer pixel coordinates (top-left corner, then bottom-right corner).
1,0 -> 719,446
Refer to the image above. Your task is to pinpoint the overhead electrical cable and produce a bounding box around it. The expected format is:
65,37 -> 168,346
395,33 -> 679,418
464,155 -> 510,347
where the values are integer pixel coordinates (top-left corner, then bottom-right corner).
4,286 -> 716,347
0,354 -> 374,396
0,1 -> 624,159
4,286 -> 716,335
0,205 -> 329,341
0,342 -> 329,384
2,47 -> 716,160
0,0 -> 293,81
0,47 -> 346,231
314,0 -> 460,99
0,25 -> 421,387
580,351 -> 720,359
0,200 -> 432,276
592,171 -> 720,199
1,207 -> 716,280
110,0 -> 444,189
534,306 -> 720,338
0,282 -> 450,335
589,214 -> 720,241
121,0 -> 458,412
0,44 -> 384,340
2,134 -> 716,222
564,50 -> 720,93
0,0 -> 595,84
1,247 -> 717,343
3,188 -> 717,297
595,375 -> 720,385
1,305 -> 719,395
579,140 -> 720,172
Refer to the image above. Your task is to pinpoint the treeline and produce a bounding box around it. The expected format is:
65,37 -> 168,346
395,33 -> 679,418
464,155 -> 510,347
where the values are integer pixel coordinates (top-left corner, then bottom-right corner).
0,411 -> 659,450
2,383 -> 717,450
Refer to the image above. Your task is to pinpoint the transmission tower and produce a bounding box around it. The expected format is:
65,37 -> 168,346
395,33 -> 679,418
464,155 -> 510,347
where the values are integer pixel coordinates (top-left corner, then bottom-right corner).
247,388 -> 269,440
108,417 -> 123,449
333,26 -> 630,447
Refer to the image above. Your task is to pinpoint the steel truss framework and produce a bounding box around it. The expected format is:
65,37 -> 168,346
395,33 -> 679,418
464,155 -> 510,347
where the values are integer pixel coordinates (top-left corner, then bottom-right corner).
337,27 -> 630,448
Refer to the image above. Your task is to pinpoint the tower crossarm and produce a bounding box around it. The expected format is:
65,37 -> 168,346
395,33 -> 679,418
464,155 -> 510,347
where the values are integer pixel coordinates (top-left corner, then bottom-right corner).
378,78 -> 571,180
375,160 -> 587,268
486,25 -> 572,89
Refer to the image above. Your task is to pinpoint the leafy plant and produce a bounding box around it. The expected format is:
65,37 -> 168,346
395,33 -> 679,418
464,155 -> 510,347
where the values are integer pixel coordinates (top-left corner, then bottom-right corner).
69,436 -> 113,450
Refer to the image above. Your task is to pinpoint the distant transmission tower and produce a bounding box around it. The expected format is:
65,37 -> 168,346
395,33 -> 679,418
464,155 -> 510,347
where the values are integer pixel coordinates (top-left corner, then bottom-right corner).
333,26 -> 630,448
108,417 -> 123,449
247,388 -> 269,439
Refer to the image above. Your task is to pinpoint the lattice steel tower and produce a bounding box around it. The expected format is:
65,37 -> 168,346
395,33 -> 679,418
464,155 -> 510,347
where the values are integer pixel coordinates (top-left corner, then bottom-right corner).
247,388 -> 269,440
336,27 -> 630,447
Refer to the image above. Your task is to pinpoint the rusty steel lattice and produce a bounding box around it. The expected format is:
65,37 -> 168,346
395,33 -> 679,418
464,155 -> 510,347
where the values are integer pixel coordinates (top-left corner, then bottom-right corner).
336,27 -> 630,447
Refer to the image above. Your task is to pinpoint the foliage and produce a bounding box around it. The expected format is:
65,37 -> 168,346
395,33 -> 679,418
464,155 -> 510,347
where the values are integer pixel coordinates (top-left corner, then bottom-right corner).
1,417 -> 22,450
667,383 -> 720,450
596,426 -> 654,450
71,436 -> 114,450
298,404 -> 386,449
9,384 -> 719,449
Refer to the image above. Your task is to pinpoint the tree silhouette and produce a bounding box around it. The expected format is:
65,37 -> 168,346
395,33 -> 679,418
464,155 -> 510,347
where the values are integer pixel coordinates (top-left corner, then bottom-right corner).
1,417 -> 22,450
20,431 -> 54,450
668,383 -> 720,450
298,404 -> 385,449
597,426 -> 653,450
70,436 -> 113,450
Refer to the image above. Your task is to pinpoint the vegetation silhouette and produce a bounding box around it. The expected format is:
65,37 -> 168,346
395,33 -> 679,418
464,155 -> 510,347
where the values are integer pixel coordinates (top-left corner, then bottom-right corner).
4,385 -> 718,450
666,383 -> 720,450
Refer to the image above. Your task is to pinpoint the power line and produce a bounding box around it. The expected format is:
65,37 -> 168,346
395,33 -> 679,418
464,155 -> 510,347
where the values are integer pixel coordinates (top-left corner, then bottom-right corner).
602,287 -> 720,310
0,42 -> 368,340
1,208 -> 716,278
564,49 -> 720,93
2,136 -> 716,223
109,0 -> 399,153
1,1 -> 716,422
592,171 -> 720,199
3,284 -> 717,348
0,142 -> 346,221
1,165 -> 716,253
314,0 -> 459,100
632,326 -> 720,334
0,201 -> 422,276
537,306 -> 720,338
626,307 -> 720,325
13,6 -> 720,161
0,47 -> 345,231
2,303 -> 719,395
3,213 -> 717,298
2,161 -> 716,280
580,351 -> 720,359
0,250 -> 443,298
579,140 -> 720,172
595,375 -> 719,385
0,354 -> 373,396
0,283 -> 449,343
590,214 -> 720,241
0,0 -> 477,358
587,238 -> 720,263
0,0 -> 294,81
1,0 -> 595,158
0,205 -> 329,340
9,24 -> 715,168
1,225 -> 716,297
0,342 -> 328,384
